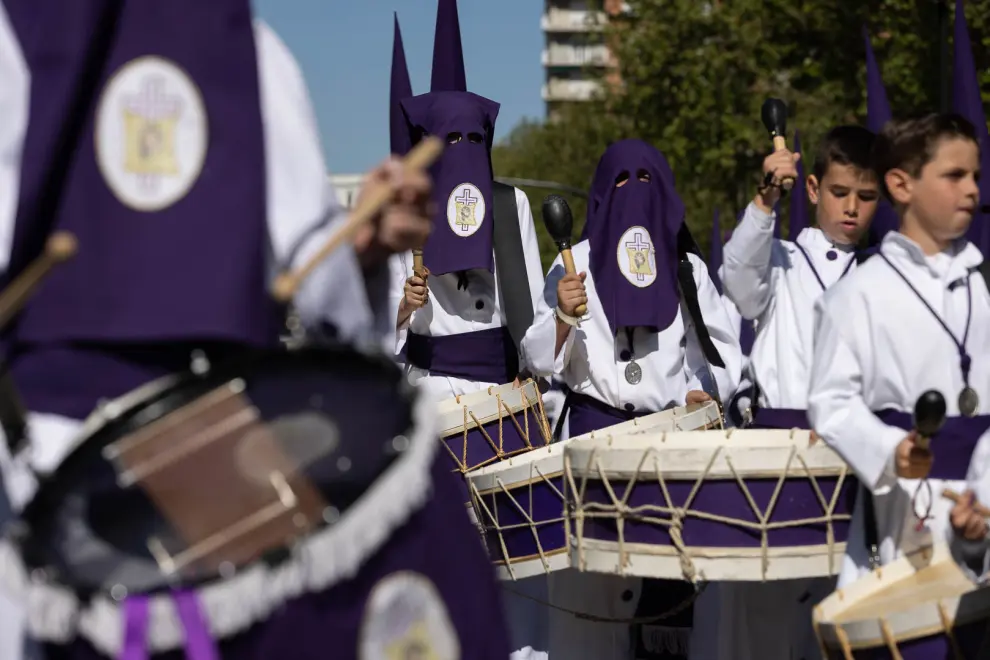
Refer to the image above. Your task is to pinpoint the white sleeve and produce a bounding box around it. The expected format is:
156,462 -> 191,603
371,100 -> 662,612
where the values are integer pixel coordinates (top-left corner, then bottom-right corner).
722,202 -> 778,321
807,291 -> 905,492
683,254 -> 742,403
0,1 -> 29,272
515,188 -> 548,372
520,254 -> 566,379
254,20 -> 384,344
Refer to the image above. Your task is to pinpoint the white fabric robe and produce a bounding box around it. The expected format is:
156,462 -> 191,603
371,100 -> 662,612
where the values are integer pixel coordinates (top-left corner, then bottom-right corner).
390,187 -> 545,401
808,232 -> 990,588
517,239 -> 742,660
717,201 -> 868,660
0,17 -> 390,660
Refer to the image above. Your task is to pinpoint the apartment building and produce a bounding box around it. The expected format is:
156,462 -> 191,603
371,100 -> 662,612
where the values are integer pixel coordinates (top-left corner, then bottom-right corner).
541,0 -> 626,119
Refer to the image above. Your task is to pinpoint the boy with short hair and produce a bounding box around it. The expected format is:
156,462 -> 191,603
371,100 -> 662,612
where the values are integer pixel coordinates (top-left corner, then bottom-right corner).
715,125 -> 881,660
808,113 -> 990,657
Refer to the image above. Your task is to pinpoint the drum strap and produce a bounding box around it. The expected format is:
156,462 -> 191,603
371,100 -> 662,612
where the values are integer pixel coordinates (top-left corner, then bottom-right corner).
861,485 -> 881,569
492,182 -> 534,377
977,260 -> 990,293
0,359 -> 27,455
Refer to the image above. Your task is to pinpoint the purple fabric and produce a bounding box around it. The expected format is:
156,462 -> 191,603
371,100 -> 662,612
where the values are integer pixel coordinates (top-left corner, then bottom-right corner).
11,0 -> 282,348
567,391 -> 655,438
11,342 -> 243,419
751,407 -> 809,430
788,131 -> 809,240
430,0 -> 467,93
839,615 -> 990,658
172,591 -> 220,660
739,318 -> 755,357
389,14 -> 413,156
952,0 -> 990,255
405,327 -> 516,385
441,394 -> 547,473
580,140 -> 685,335
873,410 -> 990,481
708,209 -> 723,296
400,91 -> 500,276
863,26 -> 899,248
580,472 -> 855,548
120,597 -> 150,660
479,474 -> 565,562
42,451 -> 512,660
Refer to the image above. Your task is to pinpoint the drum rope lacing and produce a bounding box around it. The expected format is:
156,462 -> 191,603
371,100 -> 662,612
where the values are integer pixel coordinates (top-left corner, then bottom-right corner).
569,431 -> 850,582
443,382 -> 552,474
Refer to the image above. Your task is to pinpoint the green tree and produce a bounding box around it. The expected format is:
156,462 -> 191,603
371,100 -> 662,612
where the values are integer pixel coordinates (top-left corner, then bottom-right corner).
495,0 -> 990,268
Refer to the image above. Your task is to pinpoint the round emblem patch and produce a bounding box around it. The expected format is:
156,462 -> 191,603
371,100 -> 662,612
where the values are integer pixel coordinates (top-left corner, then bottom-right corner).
616,225 -> 657,288
359,571 -> 460,660
94,56 -> 208,212
446,183 -> 486,237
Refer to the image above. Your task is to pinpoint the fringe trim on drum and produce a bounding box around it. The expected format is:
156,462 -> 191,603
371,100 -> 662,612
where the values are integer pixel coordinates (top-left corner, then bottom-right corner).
638,624 -> 691,657
0,386 -> 439,656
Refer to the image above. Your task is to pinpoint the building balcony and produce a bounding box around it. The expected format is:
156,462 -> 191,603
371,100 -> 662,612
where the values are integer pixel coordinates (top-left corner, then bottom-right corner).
541,43 -> 610,67
541,78 -> 601,102
540,8 -> 607,32
327,173 -> 364,209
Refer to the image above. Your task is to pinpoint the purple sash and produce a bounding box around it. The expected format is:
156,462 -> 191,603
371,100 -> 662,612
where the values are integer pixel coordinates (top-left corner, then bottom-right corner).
750,407 -> 809,430
874,410 -> 990,481
406,327 -> 516,384
566,391 -> 654,438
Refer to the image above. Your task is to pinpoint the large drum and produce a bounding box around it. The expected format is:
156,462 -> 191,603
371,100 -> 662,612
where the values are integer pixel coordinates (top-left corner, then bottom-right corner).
1,347 -> 511,659
437,380 -> 551,474
814,543 -> 990,659
566,427 -> 856,582
469,401 -> 722,580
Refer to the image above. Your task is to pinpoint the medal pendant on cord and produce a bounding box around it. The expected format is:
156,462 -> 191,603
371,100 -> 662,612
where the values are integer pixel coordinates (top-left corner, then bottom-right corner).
959,386 -> 980,418
625,360 -> 642,385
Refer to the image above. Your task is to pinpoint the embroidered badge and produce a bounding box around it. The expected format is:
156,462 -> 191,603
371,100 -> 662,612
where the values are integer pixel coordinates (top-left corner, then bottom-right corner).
446,183 -> 486,237
94,56 -> 208,212
358,571 -> 460,660
616,226 -> 657,288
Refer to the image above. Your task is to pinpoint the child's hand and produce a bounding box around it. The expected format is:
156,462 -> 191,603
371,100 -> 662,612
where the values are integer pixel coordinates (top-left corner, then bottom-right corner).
757,149 -> 801,210
950,490 -> 989,542
894,431 -> 933,479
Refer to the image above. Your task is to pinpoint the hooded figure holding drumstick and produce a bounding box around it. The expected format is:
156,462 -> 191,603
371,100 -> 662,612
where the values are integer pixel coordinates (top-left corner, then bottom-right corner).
520,139 -> 741,660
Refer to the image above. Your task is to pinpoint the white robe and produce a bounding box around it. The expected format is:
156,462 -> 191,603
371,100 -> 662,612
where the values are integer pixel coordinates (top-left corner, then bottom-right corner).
518,240 -> 742,660
808,231 -> 990,588
717,202 -> 864,660
390,186 -> 545,401
0,18 -> 390,660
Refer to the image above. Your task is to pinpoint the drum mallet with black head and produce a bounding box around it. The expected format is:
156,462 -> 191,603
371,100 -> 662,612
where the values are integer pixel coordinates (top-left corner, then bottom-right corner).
542,194 -> 586,317
760,98 -> 795,192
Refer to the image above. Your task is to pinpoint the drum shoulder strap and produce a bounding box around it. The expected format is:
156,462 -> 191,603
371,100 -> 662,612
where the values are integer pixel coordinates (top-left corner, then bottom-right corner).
675,258 -> 726,369
492,182 -> 534,356
978,259 -> 990,293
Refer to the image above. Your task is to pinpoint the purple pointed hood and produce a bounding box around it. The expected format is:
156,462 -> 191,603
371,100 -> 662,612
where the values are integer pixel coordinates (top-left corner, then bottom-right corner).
789,131 -> 809,240
390,14 -> 413,156
430,0 -> 467,92
863,26 -> 899,247
401,91 -> 500,276
952,0 -> 990,253
580,140 -> 684,335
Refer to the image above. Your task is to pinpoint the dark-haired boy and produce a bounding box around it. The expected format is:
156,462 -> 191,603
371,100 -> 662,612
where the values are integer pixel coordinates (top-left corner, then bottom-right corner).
809,115 -> 990,626
716,126 -> 881,660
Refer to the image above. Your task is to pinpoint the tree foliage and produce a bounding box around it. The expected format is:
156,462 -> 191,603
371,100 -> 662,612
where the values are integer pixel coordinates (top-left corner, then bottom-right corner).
494,0 -> 990,268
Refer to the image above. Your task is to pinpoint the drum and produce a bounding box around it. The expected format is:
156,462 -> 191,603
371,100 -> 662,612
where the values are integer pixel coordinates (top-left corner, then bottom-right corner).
814,543 -> 990,659
565,427 -> 856,582
0,347 -> 511,659
469,401 -> 721,580
437,380 -> 551,473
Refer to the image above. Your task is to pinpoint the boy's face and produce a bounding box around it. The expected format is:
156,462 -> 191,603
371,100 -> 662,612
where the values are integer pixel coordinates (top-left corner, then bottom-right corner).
906,137 -> 980,242
808,162 -> 880,245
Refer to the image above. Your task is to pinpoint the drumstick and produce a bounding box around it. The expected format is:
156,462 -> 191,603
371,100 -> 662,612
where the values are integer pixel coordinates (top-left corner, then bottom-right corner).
541,194 -> 587,316
941,489 -> 990,518
270,136 -> 443,303
412,248 -> 428,279
760,98 -> 795,191
0,231 -> 78,329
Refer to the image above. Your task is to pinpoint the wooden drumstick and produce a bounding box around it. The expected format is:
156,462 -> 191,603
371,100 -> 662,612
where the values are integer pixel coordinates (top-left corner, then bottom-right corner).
270,136 -> 444,303
0,231 -> 78,329
541,194 -> 586,316
412,248 -> 428,280
942,489 -> 990,518
760,98 -> 795,191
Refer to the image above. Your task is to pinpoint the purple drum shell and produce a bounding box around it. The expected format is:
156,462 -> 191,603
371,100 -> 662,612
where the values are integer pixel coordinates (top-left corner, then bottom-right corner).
829,618 -> 990,659
441,392 -> 549,474
577,473 -> 856,550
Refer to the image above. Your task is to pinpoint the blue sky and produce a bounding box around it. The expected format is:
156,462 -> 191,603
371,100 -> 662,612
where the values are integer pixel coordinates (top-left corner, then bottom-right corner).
253,0 -> 546,175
